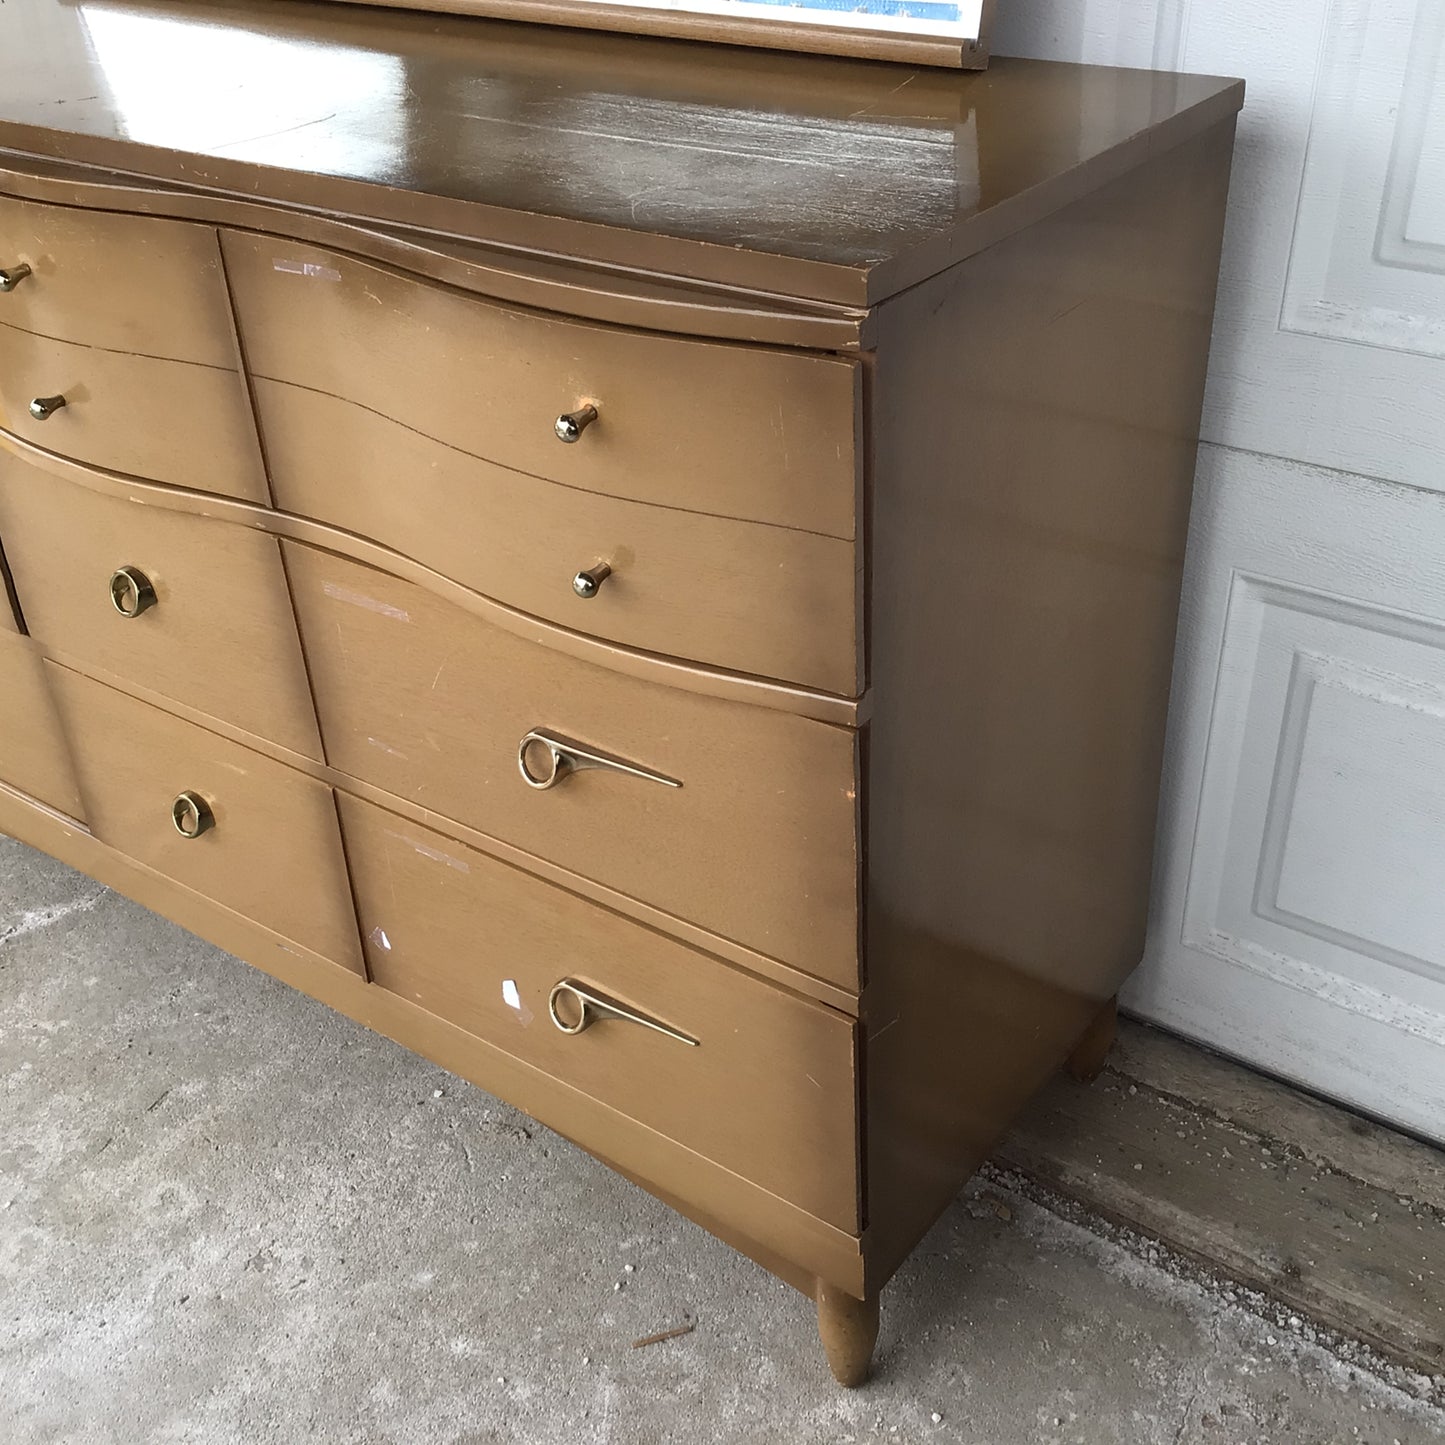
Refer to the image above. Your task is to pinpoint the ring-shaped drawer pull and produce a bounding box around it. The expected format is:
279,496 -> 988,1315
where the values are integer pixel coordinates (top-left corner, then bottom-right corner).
554,403 -> 598,444
171,790 -> 215,839
548,978 -> 697,1047
0,264 -> 31,292
28,394 -> 66,421
517,729 -> 681,792
109,566 -> 157,619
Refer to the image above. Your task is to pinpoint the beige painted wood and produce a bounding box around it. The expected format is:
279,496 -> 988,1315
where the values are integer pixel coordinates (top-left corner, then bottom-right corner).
0,782 -> 865,1296
0,451 -> 323,759
0,630 -> 84,817
339,792 -> 859,1229
860,125 -> 1236,1288
223,233 -> 860,540
284,542 -> 860,988
0,546 -> 18,632
0,324 -> 266,502
0,429 -> 862,728
0,194 -> 238,365
0,159 -> 868,353
253,378 -> 860,693
45,665 -> 362,972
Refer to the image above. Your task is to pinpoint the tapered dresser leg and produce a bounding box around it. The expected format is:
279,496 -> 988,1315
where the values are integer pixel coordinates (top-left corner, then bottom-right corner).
816,1281 -> 880,1387
1065,994 -> 1118,1083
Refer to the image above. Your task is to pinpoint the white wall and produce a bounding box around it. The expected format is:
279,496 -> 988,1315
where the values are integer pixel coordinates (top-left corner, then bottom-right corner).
995,0 -> 1445,1140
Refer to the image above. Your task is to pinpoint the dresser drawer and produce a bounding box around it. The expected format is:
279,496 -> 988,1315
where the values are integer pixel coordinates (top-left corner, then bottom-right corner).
285,544 -> 860,989
0,330 -> 266,502
252,379 -> 859,692
339,793 -> 859,1231
0,454 -> 323,758
46,666 -> 363,972
0,195 -> 240,365
0,631 -> 84,817
222,233 -> 859,540
0,453 -> 325,757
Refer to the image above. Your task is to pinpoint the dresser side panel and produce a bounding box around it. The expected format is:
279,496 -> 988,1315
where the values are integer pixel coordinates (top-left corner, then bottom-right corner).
862,120 -> 1237,1285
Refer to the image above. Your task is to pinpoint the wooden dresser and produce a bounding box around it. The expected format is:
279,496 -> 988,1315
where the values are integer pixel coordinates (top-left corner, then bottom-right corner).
0,0 -> 1242,1385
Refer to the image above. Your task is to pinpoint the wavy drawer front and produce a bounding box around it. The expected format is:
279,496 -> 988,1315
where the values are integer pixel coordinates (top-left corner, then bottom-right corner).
0,631 -> 84,818
0,452 -> 323,759
284,543 -> 861,989
0,195 -> 240,364
47,666 -> 363,973
222,233 -> 860,541
0,329 -> 266,500
251,378 -> 860,693
339,794 -> 859,1231
0,200 -> 266,501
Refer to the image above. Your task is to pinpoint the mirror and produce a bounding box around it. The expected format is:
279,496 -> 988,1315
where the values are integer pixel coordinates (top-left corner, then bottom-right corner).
315,0 -> 994,69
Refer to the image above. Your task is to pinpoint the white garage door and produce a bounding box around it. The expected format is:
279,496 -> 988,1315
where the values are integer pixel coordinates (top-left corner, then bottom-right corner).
997,0 -> 1445,1142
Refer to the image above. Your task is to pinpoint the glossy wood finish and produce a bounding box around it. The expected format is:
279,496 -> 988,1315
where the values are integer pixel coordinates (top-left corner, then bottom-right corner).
339,793 -> 859,1228
859,122 -> 1238,1289
0,632 -> 84,817
284,543 -> 861,987
0,331 -> 267,502
247,377 -> 859,691
224,234 -> 860,541
0,782 -> 866,1296
0,6 -> 1244,1387
0,3 -> 1241,306
0,195 -> 240,365
0,158 -> 868,352
0,452 -> 323,758
46,667 -> 363,972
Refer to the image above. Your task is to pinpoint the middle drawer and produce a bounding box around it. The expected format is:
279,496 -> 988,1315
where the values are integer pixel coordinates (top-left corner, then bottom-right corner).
284,542 -> 861,990
0,450 -> 324,760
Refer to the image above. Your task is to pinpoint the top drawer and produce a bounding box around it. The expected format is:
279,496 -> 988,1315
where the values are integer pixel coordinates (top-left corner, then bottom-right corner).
0,196 -> 238,365
0,198 -> 267,502
221,233 -> 860,540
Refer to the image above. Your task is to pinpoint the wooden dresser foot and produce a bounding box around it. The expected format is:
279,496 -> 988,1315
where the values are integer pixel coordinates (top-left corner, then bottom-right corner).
1065,995 -> 1119,1083
816,1282 -> 880,1387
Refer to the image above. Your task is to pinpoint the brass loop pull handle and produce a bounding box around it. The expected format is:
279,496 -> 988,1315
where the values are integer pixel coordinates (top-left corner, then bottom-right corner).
170,791 -> 215,839
554,403 -> 598,444
0,264 -> 31,292
548,978 -> 697,1047
517,729 -> 681,792
28,394 -> 66,421
109,566 -> 157,619
572,562 -> 611,599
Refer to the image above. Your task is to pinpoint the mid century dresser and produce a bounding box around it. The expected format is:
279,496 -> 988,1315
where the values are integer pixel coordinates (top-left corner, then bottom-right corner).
0,0 -> 1242,1385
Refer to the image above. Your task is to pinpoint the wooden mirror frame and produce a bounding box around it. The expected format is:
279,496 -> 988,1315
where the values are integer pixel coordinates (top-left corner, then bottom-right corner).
313,0 -> 995,68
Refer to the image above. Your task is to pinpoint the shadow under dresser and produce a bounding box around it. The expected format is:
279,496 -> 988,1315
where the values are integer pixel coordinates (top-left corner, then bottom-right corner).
0,0 -> 1243,1386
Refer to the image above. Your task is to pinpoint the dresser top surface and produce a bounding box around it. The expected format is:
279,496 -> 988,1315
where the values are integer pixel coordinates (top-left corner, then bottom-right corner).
0,0 -> 1241,306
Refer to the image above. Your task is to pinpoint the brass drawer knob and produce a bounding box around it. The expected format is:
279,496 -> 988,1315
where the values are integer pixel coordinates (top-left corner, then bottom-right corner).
553,404 -> 598,444
518,728 -> 680,791
0,263 -> 31,292
548,978 -> 697,1047
28,394 -> 67,421
109,566 -> 157,619
170,791 -> 215,839
571,562 -> 611,599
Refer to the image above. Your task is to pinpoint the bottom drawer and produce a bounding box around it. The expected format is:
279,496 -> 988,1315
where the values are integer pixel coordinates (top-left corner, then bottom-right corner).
338,793 -> 860,1232
0,630 -> 84,817
47,665 -> 363,973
